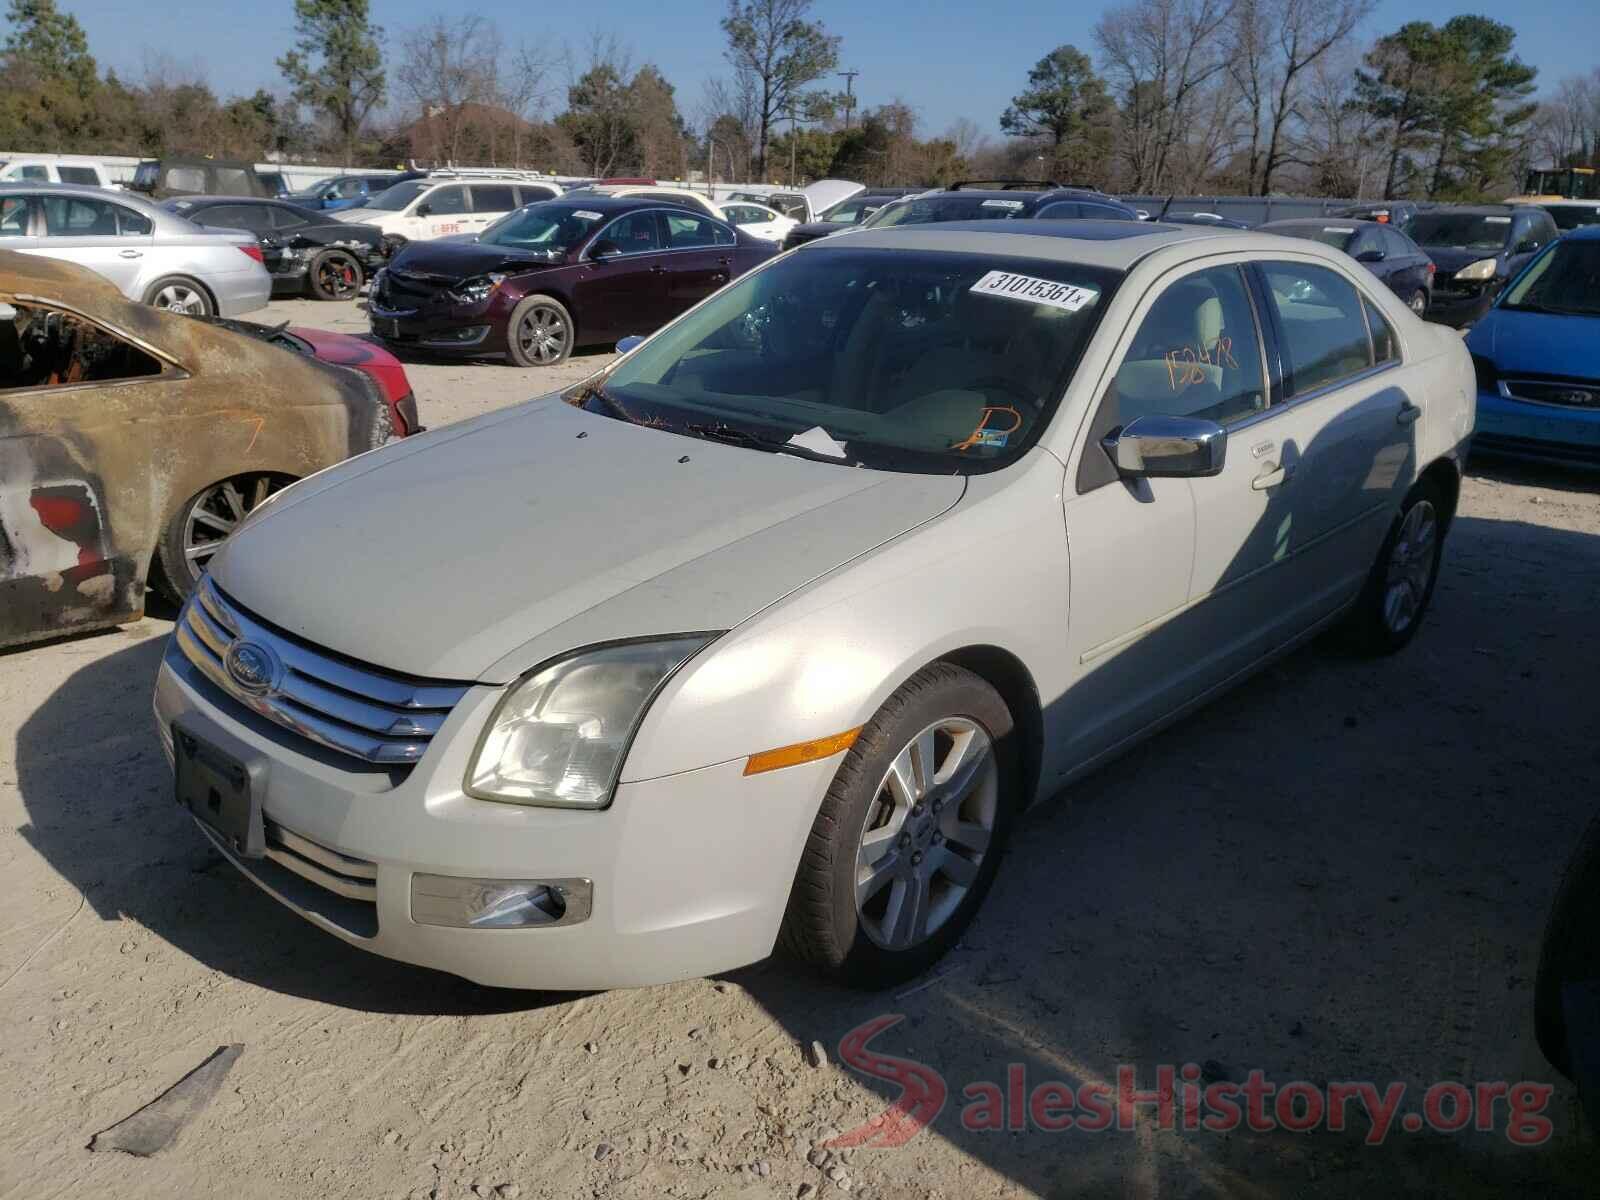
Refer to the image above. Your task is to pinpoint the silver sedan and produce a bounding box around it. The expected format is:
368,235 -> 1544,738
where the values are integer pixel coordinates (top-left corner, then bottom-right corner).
0,182 -> 270,316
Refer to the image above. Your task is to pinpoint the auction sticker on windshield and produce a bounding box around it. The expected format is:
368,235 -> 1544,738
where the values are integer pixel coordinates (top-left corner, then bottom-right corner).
970,270 -> 1098,313
574,210 -> 603,220
980,199 -> 1025,210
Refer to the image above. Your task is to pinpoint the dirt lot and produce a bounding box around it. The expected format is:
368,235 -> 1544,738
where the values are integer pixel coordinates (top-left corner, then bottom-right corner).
2,295 -> 1598,1199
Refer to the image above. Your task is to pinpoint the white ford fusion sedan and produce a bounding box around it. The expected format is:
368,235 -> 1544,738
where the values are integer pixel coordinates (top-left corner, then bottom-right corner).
153,221 -> 1475,990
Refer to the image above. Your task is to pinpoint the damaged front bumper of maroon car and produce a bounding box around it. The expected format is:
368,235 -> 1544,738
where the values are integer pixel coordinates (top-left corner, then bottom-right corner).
367,266 -> 513,355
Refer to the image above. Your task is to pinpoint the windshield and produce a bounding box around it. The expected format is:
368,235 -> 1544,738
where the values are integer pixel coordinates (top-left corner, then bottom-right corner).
821,196 -> 884,225
479,202 -> 608,256
864,195 -> 1033,229
1501,239 -> 1600,316
1268,224 -> 1357,251
365,180 -> 428,212
584,246 -> 1120,473
1409,213 -> 1512,251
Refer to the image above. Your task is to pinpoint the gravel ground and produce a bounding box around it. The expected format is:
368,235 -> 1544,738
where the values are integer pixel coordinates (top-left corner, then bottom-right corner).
1,295 -> 1598,1198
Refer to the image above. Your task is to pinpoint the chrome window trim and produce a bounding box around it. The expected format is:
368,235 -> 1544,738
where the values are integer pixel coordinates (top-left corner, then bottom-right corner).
1223,359 -> 1404,436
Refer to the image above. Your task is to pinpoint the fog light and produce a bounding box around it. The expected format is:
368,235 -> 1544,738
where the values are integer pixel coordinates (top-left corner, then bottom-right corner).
411,874 -> 593,929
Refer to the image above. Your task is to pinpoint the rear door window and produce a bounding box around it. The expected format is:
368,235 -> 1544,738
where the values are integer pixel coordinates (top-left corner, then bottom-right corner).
58,166 -> 100,186
41,196 -> 123,237
1261,262 -> 1375,396
1364,298 -> 1398,365
469,185 -> 516,213
166,167 -> 207,193
663,212 -> 730,248
213,167 -> 255,196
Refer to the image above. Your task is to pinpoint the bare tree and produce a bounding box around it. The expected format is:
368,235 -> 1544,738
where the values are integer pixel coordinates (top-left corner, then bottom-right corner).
497,42 -> 555,167
396,14 -> 498,163
1094,0 -> 1237,192
1534,70 -> 1600,167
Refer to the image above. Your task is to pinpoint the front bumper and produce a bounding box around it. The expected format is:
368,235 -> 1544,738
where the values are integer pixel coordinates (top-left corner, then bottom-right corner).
154,643 -> 833,989
368,299 -> 504,354
1473,388 -> 1600,468
1425,284 -> 1499,329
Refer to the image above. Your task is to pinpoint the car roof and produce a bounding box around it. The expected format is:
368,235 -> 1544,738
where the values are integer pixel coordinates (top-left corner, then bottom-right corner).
1564,225 -> 1600,241
536,194 -> 687,214
824,221 -> 1228,268
1261,218 -> 1376,229
0,180 -> 174,219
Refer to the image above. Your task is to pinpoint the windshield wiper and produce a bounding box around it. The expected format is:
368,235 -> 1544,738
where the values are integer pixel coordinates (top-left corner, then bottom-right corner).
683,421 -> 859,466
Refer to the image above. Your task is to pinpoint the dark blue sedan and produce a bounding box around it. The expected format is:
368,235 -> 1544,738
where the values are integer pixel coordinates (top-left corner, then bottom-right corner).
1466,226 -> 1600,469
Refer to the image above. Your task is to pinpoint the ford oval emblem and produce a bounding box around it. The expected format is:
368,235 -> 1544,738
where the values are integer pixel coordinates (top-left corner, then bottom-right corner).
224,640 -> 281,696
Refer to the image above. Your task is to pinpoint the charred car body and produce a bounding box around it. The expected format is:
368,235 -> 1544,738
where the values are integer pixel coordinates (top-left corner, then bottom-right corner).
0,251 -> 410,650
368,196 -> 779,366
162,196 -> 387,301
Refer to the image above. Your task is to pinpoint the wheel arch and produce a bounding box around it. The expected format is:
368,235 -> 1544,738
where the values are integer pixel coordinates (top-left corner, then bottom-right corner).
1417,455 -> 1461,530
935,644 -> 1045,808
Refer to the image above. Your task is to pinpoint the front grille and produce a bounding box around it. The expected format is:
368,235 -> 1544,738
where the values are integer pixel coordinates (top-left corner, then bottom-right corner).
381,267 -> 457,308
1501,379 -> 1600,409
175,577 -> 471,766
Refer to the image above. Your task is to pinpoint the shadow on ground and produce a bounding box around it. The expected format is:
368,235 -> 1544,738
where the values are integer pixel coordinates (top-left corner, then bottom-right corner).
12,510 -> 1600,1192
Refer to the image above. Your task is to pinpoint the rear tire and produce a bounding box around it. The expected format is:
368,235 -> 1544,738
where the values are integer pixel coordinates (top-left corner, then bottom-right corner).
1407,288 -> 1428,316
506,294 -> 574,367
308,249 -> 364,301
778,664 -> 1019,989
152,473 -> 294,603
1343,477 -> 1445,655
143,275 -> 214,317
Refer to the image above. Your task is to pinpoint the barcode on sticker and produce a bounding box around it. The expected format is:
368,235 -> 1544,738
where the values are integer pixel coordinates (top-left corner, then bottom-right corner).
969,271 -> 1099,313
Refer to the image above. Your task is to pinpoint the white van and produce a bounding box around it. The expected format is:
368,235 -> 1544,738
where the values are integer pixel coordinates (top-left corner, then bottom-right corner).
0,157 -> 120,189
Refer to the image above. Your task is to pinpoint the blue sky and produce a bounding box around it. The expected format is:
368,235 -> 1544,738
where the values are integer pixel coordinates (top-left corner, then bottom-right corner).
60,0 -> 1583,137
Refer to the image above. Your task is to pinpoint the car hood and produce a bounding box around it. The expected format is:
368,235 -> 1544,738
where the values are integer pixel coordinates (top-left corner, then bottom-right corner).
1466,308 -> 1600,378
1422,245 -> 1507,276
803,179 -> 864,215
210,400 -> 965,683
387,238 -> 566,282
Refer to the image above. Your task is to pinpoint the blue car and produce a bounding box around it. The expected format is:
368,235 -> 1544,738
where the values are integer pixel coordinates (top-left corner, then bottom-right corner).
290,173 -> 415,212
1466,226 -> 1600,468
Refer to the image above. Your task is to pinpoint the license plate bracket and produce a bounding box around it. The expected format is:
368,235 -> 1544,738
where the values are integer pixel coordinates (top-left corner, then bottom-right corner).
173,722 -> 266,858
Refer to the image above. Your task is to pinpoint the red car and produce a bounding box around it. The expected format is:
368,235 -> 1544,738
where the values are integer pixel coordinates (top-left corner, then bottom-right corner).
368,195 -> 779,367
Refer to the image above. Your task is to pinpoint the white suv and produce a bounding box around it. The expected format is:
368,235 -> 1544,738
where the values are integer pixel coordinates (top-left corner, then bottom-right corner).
336,173 -> 563,248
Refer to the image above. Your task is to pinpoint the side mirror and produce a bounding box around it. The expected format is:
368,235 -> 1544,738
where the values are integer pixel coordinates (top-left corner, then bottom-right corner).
590,240 -> 622,261
415,202 -> 433,217
1514,240 -> 1539,255
1105,415 -> 1227,479
1354,248 -> 1385,264
615,335 -> 645,354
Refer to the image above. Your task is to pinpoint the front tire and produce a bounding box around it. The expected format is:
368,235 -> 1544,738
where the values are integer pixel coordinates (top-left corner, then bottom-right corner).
506,294 -> 574,367
152,473 -> 294,603
308,249 -> 364,301
779,664 -> 1019,988
1344,477 -> 1445,654
143,275 -> 214,317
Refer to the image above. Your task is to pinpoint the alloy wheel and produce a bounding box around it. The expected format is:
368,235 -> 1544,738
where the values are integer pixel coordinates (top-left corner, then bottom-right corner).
155,283 -> 207,315
181,475 -> 286,584
854,717 -> 998,951
1382,499 -> 1438,635
516,305 -> 569,364
1409,291 -> 1427,316
317,253 -> 361,299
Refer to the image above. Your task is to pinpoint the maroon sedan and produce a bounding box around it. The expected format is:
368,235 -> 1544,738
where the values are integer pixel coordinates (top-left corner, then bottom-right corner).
367,196 -> 779,366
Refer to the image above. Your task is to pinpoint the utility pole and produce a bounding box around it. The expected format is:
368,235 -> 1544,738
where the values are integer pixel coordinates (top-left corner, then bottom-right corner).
838,69 -> 859,132
788,106 -> 800,187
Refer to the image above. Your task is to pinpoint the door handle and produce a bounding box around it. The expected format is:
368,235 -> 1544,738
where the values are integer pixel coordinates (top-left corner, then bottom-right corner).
1251,464 -> 1290,490
1396,402 -> 1421,426
119,249 -> 142,258
650,264 -> 665,274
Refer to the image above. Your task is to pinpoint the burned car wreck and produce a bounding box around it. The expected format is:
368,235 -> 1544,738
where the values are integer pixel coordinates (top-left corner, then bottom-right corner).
0,250 -> 407,651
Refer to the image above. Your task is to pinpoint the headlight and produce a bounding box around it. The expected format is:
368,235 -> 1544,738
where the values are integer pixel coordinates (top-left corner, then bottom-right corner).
465,637 -> 716,808
448,273 -> 505,305
1453,258 -> 1498,283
